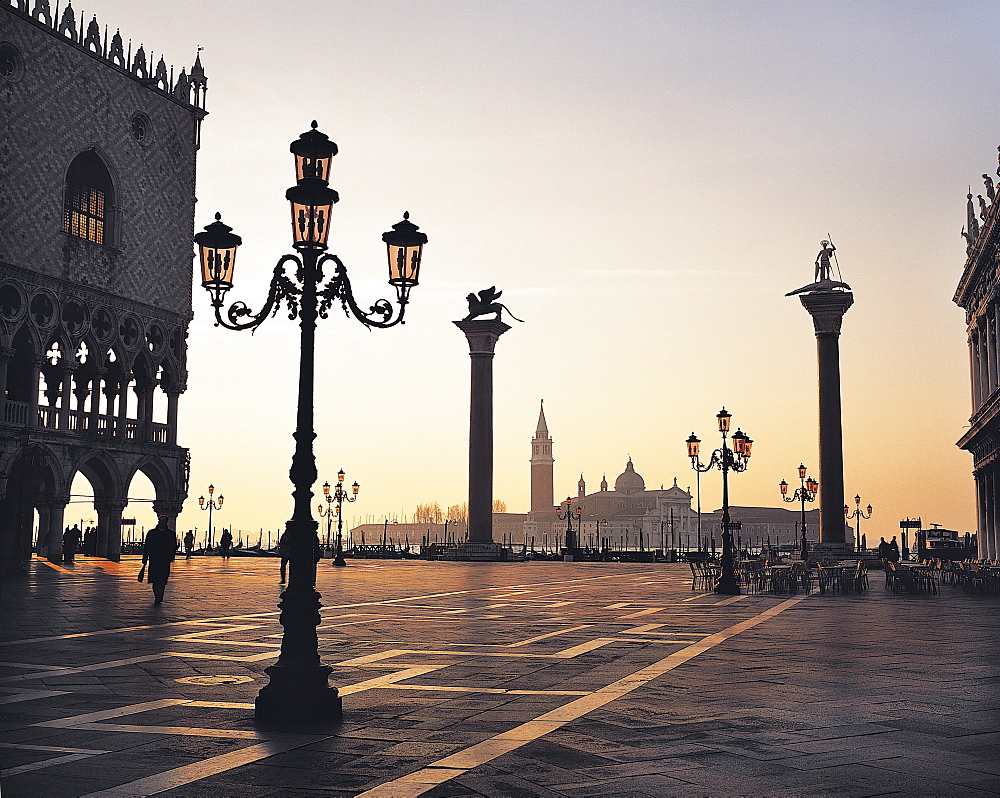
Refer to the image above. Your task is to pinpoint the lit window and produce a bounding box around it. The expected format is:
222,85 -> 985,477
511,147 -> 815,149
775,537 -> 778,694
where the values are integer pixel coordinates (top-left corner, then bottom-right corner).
63,151 -> 114,245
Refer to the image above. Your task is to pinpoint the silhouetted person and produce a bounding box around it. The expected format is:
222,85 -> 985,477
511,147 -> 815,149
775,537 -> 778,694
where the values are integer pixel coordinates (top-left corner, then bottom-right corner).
888,536 -> 900,563
142,521 -> 177,605
63,524 -> 82,564
877,537 -> 890,560
83,526 -> 96,556
279,532 -> 289,584
183,530 -> 195,559
219,529 -> 233,559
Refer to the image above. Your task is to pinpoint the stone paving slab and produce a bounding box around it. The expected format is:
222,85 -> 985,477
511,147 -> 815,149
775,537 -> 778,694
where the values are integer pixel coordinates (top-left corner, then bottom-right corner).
0,555 -> 998,796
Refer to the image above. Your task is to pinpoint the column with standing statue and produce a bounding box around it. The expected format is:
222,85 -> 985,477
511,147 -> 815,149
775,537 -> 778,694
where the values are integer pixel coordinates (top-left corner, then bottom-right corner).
787,240 -> 854,550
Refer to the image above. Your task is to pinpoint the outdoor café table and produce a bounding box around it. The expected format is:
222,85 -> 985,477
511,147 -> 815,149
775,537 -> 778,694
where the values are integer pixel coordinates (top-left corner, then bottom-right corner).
767,565 -> 799,594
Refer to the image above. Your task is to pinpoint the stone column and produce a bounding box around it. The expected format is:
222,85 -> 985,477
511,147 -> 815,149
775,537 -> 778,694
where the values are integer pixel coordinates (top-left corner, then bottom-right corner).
46,499 -> 68,563
58,366 -> 75,430
0,346 -> 12,421
95,498 -> 127,561
797,290 -> 854,548
27,357 -> 42,428
988,316 -> 997,397
970,334 -> 982,410
454,319 -> 511,544
116,375 -> 131,438
166,390 -> 180,445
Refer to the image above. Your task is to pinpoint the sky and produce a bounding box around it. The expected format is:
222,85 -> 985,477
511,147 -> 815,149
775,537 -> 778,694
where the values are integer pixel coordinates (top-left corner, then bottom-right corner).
68,0 -> 1000,542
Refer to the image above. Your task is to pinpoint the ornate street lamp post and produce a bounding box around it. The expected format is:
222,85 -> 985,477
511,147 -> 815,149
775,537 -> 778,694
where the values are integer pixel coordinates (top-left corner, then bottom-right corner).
555,497 -> 581,561
197,485 -> 223,552
318,470 -> 358,567
845,494 -> 872,551
195,121 -> 427,723
687,408 -> 753,594
780,465 -> 818,561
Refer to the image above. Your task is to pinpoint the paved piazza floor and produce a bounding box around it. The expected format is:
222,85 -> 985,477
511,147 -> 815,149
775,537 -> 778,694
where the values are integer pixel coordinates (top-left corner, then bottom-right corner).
1,556 -> 999,797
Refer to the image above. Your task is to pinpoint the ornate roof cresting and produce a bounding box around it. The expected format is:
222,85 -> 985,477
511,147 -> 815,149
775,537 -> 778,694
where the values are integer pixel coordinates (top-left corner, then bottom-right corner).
6,0 -> 207,114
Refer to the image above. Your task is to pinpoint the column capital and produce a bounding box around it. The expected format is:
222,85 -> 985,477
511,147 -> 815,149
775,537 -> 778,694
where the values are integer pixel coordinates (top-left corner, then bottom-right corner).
453,319 -> 512,355
798,290 -> 854,336
94,498 -> 128,512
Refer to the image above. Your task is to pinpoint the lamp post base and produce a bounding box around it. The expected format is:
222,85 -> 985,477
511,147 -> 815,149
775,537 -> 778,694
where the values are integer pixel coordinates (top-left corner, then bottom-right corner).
255,664 -> 342,724
714,575 -> 741,595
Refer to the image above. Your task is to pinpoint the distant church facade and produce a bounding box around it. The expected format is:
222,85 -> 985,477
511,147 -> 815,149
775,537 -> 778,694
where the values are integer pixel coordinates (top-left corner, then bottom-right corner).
524,402 -> 816,551
0,1 -> 206,568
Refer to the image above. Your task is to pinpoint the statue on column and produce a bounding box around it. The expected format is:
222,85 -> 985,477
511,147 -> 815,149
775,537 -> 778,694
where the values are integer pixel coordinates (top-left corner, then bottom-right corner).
462,287 -> 524,323
786,239 -> 852,296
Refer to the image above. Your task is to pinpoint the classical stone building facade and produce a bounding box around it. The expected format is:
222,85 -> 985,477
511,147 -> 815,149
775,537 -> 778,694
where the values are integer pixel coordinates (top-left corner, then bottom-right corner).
0,1 -> 206,568
954,152 -> 1000,560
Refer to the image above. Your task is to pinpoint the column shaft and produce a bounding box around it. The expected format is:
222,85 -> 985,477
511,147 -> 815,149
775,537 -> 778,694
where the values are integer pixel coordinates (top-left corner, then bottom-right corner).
454,319 -> 511,546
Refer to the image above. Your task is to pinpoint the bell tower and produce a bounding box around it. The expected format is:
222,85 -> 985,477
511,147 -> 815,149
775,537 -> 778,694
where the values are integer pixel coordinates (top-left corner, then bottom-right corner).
530,400 -> 554,513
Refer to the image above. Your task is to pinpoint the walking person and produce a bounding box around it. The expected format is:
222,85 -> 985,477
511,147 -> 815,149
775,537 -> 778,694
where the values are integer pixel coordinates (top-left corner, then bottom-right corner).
141,520 -> 177,605
219,528 -> 233,559
183,530 -> 195,559
63,524 -> 82,564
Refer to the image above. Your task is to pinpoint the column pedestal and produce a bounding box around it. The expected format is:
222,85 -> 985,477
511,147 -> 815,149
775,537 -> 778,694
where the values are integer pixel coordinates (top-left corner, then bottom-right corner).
454,319 -> 511,547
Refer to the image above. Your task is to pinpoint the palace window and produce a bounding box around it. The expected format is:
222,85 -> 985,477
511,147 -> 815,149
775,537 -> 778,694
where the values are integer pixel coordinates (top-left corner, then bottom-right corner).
63,151 -> 114,245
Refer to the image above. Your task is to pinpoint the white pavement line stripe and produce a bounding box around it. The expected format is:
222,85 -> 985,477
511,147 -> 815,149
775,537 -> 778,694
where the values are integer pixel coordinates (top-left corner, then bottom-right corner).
619,623 -> 665,633
167,624 -> 266,641
68,722 -> 264,739
385,685 -> 592,696
0,654 -> 171,683
77,738 -> 320,797
340,666 -> 448,696
34,699 -> 184,726
0,688 -> 70,704
2,751 -> 103,776
681,592 -> 714,602
335,649 -> 410,666
715,594 -> 749,606
507,625 -> 592,647
0,620 -> 207,647
355,592 -> 812,798
552,638 -> 617,658
169,651 -> 279,662
618,607 -> 665,619
0,741 -> 109,754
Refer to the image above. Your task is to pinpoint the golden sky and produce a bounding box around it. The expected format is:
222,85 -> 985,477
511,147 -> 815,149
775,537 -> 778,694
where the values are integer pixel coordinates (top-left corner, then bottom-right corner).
69,0 -> 1000,541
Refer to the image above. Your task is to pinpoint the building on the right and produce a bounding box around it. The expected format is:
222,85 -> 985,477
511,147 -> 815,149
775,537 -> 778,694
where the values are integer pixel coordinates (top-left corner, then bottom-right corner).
954,153 -> 1000,560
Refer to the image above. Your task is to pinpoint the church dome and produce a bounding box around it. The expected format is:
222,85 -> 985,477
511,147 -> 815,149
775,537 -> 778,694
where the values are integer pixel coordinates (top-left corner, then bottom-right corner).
614,458 -> 645,496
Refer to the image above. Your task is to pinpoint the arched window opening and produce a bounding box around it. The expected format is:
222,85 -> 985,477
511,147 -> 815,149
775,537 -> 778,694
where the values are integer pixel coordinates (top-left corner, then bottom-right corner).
63,151 -> 114,245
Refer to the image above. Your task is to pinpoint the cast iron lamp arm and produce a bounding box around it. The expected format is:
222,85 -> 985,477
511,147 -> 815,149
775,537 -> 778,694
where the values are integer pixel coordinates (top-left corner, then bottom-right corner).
210,255 -> 303,332
318,254 -> 408,329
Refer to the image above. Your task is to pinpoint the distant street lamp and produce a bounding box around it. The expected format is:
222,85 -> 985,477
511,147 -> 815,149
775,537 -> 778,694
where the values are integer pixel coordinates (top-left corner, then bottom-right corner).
556,496 -> 582,560
197,485 -> 223,551
195,121 -> 427,723
687,407 -> 753,594
845,494 -> 872,551
318,470 -> 358,567
780,464 -> 818,560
